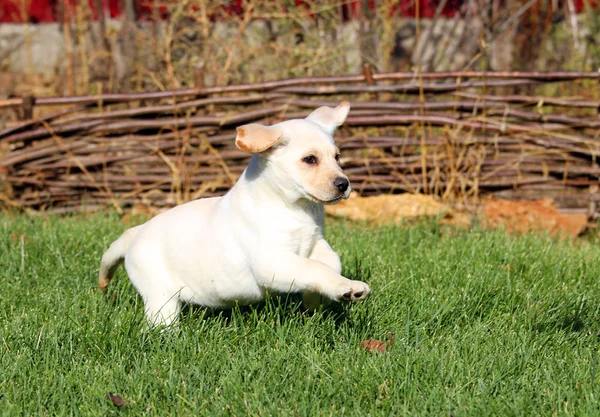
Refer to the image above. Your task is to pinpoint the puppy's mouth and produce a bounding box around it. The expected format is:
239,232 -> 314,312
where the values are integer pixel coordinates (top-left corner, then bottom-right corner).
307,193 -> 345,205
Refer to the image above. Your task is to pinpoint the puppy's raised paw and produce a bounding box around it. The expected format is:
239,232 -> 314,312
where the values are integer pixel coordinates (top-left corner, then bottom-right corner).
340,280 -> 371,302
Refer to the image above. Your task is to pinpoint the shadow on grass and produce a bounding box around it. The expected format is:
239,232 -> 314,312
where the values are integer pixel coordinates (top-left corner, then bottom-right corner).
531,298 -> 595,334
533,312 -> 587,334
179,293 -> 356,329
180,261 -> 374,332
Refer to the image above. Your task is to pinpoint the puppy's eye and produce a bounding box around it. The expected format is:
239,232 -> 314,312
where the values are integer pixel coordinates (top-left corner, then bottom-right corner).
335,154 -> 340,162
302,155 -> 318,165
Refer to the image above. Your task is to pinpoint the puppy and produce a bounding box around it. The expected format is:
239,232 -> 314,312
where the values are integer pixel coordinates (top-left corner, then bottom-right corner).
98,101 -> 370,326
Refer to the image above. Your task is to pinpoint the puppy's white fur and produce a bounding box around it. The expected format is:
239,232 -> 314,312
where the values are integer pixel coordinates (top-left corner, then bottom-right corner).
98,102 -> 370,326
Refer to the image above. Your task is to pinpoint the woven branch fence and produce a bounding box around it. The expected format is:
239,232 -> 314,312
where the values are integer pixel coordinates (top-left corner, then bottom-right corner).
1,70 -> 599,218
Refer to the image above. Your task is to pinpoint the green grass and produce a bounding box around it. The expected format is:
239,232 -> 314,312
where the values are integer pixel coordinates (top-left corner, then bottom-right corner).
1,214 -> 600,416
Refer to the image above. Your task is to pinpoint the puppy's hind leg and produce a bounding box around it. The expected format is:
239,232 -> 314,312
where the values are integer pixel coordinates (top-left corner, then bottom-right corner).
125,250 -> 182,328
144,295 -> 182,328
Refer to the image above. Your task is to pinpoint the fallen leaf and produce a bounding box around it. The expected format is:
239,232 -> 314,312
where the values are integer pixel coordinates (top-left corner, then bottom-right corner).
360,339 -> 387,352
106,392 -> 126,407
360,333 -> 394,353
10,232 -> 29,243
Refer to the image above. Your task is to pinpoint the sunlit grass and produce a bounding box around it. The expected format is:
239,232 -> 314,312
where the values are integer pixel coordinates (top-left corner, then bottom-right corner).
1,214 -> 599,416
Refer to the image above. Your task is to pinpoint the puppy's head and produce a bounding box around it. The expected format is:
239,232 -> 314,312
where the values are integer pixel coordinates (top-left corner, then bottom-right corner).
235,101 -> 351,205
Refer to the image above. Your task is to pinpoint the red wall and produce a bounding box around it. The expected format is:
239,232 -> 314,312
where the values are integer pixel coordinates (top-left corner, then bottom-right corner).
0,0 -> 121,23
0,0 -> 597,24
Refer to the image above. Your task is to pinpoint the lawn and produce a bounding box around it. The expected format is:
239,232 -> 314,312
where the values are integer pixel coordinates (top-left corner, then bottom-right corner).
1,214 -> 600,416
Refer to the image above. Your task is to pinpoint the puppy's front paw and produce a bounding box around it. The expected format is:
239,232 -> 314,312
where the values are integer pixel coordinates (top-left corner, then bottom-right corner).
339,280 -> 371,302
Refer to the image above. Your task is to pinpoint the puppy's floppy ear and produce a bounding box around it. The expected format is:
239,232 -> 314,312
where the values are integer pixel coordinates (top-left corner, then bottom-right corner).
235,123 -> 284,153
306,101 -> 350,134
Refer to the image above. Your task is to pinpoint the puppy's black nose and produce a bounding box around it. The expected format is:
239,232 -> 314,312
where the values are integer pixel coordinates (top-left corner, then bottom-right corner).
333,177 -> 349,193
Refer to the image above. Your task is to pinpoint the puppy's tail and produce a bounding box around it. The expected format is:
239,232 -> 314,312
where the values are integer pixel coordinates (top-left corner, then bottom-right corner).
98,225 -> 142,292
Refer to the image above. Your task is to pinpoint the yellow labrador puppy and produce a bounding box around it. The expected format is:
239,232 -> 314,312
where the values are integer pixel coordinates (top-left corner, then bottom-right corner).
98,102 -> 370,326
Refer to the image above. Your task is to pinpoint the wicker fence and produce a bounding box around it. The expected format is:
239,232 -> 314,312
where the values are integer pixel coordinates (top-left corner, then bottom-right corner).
1,70 -> 599,218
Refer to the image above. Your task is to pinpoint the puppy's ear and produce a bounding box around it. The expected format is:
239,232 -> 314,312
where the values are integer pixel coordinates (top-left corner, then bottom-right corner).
306,101 -> 350,134
235,123 -> 284,153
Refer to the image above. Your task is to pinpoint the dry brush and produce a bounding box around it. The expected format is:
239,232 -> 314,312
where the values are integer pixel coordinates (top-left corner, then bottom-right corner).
0,70 -> 598,219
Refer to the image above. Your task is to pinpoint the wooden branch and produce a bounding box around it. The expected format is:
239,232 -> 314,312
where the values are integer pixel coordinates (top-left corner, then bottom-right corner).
2,71 -> 598,216
2,70 -> 599,109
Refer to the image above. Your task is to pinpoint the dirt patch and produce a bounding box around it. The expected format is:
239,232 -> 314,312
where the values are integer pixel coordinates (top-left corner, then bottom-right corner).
325,193 -> 470,227
326,193 -> 588,238
482,198 -> 588,238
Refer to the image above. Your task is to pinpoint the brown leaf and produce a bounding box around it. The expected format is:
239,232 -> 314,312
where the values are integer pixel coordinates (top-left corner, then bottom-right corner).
10,232 -> 29,243
360,333 -> 394,353
360,339 -> 387,352
106,392 -> 126,407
